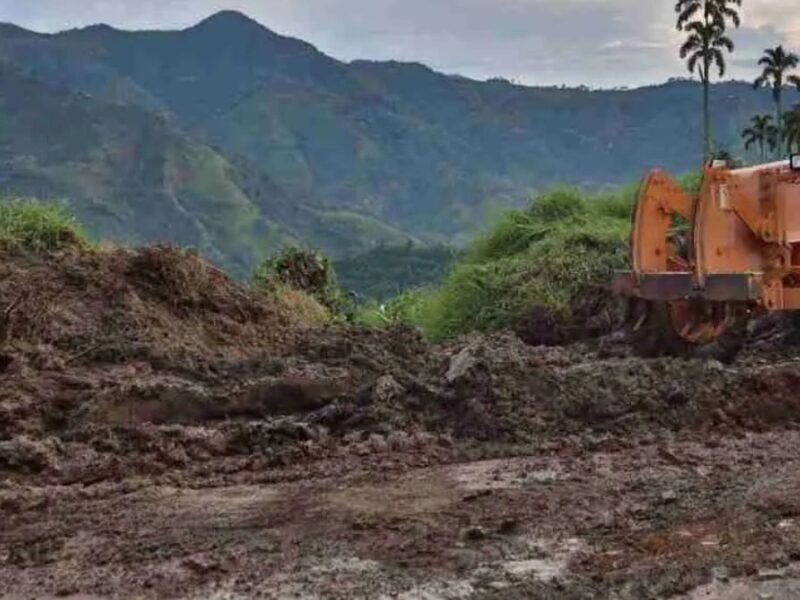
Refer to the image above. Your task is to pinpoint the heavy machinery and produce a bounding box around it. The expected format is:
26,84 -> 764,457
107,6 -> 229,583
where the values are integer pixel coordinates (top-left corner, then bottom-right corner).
613,155 -> 800,360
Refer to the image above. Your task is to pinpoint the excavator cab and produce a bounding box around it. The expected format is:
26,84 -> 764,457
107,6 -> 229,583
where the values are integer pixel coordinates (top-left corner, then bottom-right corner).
613,156 -> 800,360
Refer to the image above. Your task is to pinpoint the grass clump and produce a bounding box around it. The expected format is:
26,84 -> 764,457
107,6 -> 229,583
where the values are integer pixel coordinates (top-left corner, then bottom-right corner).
0,200 -> 87,253
254,247 -> 339,308
353,288 -> 434,327
253,246 -> 356,321
406,186 -> 634,340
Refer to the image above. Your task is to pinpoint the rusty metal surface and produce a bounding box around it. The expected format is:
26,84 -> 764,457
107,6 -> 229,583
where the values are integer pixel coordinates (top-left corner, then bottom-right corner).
613,271 -> 762,302
631,170 -> 695,274
619,161 -> 800,328
702,274 -> 763,302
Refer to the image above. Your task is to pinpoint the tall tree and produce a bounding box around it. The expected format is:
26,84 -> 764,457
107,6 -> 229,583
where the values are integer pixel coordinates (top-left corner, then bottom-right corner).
753,45 -> 800,156
676,0 -> 742,160
785,104 -> 800,153
741,114 -> 777,161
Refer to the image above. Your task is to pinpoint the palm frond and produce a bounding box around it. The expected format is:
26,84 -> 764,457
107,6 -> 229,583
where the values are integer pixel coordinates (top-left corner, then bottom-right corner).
676,2 -> 701,29
680,35 -> 701,59
687,52 -> 701,76
718,6 -> 741,27
711,48 -> 726,78
714,35 -> 734,53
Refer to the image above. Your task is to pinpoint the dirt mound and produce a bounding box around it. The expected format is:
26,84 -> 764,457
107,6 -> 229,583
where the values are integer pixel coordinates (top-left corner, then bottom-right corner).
430,333 -> 800,442
4,245 -> 800,486
0,245 -> 307,362
5,318 -> 800,485
0,245 -> 328,439
514,285 -> 623,347
7,255 -> 800,599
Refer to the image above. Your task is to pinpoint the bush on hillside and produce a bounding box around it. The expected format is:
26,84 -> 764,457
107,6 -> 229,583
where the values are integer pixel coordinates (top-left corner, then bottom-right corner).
253,246 -> 345,315
353,288 -> 434,327
0,200 -> 87,253
407,187 -> 634,341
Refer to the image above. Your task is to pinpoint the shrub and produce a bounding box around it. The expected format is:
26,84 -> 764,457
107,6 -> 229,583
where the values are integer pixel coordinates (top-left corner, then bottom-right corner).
405,187 -> 632,340
253,246 -> 347,316
353,288 -> 434,327
0,200 -> 87,253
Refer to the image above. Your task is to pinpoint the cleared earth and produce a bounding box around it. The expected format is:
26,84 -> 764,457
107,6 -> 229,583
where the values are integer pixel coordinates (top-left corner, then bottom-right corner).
2,247 -> 800,598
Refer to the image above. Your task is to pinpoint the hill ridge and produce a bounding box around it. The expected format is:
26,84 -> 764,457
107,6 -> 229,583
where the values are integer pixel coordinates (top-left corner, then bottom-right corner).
0,10 -> 796,274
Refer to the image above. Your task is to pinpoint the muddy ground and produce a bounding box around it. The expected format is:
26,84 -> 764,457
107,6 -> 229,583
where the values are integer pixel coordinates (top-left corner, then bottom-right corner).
3,247 -> 800,599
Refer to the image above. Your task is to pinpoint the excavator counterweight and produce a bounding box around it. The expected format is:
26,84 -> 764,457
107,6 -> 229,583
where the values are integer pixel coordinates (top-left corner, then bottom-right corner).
613,156 -> 800,359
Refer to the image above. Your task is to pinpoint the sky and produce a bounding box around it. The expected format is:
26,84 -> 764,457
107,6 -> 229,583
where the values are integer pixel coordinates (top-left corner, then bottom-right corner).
0,0 -> 798,88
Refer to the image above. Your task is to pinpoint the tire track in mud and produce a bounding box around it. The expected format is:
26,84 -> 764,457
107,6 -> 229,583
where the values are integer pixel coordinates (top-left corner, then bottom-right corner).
3,430 -> 800,598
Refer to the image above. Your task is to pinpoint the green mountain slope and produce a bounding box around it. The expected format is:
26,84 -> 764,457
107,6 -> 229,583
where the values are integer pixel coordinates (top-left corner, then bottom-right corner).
0,65 -> 414,275
0,64 -> 297,274
0,10 -> 796,268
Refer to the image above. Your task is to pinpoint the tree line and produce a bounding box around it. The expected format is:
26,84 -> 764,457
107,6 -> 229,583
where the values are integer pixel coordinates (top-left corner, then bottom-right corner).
675,0 -> 800,160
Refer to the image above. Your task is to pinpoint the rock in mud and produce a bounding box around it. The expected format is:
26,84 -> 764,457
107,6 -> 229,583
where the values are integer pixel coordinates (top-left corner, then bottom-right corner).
373,375 -> 405,404
0,436 -> 58,473
446,347 -> 480,384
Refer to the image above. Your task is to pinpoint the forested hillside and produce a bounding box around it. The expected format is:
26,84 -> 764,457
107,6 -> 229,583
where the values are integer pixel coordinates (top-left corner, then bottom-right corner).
0,10 -> 794,273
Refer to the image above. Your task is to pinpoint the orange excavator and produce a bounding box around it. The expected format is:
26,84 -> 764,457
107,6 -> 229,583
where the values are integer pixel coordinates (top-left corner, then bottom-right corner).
613,155 -> 800,360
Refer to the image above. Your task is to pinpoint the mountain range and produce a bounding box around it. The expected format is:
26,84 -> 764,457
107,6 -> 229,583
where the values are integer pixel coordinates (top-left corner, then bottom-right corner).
0,10 -> 795,275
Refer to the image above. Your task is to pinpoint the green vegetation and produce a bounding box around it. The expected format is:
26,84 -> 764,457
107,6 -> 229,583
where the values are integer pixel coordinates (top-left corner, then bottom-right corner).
391,187 -> 634,340
741,115 -> 778,161
363,173 -> 703,341
0,199 -> 87,252
353,289 -> 432,328
676,0 -> 742,159
753,46 -> 800,156
253,246 -> 344,316
0,13 -> 794,278
786,105 -> 800,153
335,243 -> 458,301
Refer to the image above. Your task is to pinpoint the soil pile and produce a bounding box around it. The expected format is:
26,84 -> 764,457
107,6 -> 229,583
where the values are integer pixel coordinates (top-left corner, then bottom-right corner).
0,245 -> 321,441
3,245 -> 800,484
0,245 -> 305,360
5,247 -> 800,599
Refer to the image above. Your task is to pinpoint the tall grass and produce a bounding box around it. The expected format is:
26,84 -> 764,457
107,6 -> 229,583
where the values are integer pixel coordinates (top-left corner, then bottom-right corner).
402,186 -> 636,339
0,200 -> 87,252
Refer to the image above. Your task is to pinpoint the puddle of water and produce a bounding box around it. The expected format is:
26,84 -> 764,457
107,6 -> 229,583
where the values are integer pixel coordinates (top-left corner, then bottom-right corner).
311,557 -> 381,575
495,536 -> 586,584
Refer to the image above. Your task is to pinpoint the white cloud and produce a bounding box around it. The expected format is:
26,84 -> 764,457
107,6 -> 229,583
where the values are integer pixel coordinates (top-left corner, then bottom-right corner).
742,0 -> 800,44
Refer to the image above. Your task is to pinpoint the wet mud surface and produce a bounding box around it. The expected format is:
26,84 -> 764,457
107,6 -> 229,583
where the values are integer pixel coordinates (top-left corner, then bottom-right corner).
3,248 -> 800,598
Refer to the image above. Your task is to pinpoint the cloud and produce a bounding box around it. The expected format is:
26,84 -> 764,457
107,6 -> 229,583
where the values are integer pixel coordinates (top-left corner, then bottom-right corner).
0,0 -> 796,87
742,0 -> 800,44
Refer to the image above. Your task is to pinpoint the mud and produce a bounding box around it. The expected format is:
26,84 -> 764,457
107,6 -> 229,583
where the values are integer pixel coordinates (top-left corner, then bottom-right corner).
3,248 -> 800,598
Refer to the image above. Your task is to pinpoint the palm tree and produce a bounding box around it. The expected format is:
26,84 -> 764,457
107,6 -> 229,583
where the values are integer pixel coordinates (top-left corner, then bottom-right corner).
767,123 -> 781,156
742,114 -> 777,161
676,0 -> 742,160
785,104 -> 800,153
753,46 -> 800,156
